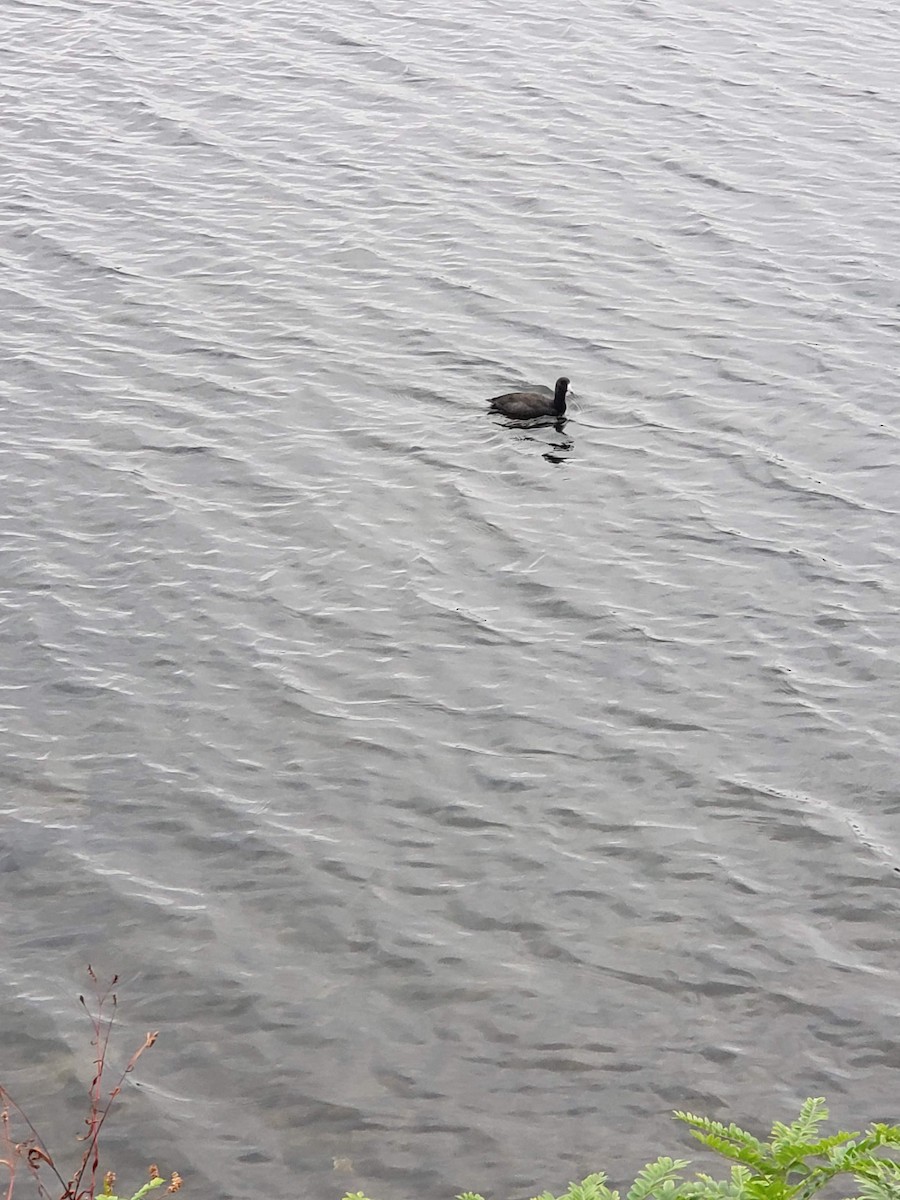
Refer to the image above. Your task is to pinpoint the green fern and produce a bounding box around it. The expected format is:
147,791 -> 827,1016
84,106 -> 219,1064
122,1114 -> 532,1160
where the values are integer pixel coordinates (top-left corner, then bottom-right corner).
852,1158 -> 900,1200
627,1158 -> 690,1200
341,1100 -> 900,1200
674,1115 -> 769,1172
684,1165 -> 755,1200
861,1130 -> 900,1154
786,1134 -> 859,1162
771,1100 -> 831,1151
676,1132 -> 771,1174
535,1173 -> 620,1200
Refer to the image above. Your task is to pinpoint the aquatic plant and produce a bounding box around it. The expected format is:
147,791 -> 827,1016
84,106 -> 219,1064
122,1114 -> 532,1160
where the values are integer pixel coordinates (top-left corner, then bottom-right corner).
1,969 -> 181,1200
345,1097 -> 900,1200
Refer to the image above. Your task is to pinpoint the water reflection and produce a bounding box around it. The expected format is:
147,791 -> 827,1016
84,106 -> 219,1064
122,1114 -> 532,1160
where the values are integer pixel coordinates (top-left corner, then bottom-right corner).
543,416 -> 574,464
491,413 -> 575,464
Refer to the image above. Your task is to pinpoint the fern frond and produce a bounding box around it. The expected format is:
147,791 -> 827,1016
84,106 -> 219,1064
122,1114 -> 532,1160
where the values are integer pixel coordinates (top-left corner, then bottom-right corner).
867,1126 -> 900,1149
797,1134 -> 859,1160
560,1173 -> 619,1200
675,1115 -> 767,1165
646,1181 -> 687,1200
671,1183 -> 725,1200
742,1178 -> 791,1200
856,1159 -> 900,1182
855,1163 -> 900,1200
730,1168 -> 753,1187
626,1158 -> 690,1200
684,1132 -> 771,1172
770,1100 -> 829,1152
793,1152 -> 900,1200
825,1140 -> 897,1171
828,1142 -> 862,1168
532,1173 -> 618,1200
770,1135 -> 857,1172
687,1168 -> 754,1200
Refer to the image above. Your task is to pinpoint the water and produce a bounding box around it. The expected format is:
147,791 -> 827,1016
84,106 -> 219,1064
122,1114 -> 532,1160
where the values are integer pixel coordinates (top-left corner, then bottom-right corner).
2,0 -> 899,1197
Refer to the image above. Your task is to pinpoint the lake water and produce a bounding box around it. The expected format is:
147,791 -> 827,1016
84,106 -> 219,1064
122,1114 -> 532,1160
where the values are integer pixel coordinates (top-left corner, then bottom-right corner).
1,0 -> 898,1198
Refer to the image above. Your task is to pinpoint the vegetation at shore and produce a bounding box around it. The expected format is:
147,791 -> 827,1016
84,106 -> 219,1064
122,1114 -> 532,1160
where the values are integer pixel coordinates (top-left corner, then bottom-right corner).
3,975 -> 898,1200
1,970 -> 181,1200
344,1099 -> 898,1200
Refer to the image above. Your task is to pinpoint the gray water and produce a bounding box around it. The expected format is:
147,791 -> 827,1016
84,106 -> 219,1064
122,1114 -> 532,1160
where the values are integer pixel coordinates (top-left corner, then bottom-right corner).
2,0 -> 899,1197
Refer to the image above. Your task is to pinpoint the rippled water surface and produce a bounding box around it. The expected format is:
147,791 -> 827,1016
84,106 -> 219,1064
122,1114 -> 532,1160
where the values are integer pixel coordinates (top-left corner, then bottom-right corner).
2,0 -> 899,1196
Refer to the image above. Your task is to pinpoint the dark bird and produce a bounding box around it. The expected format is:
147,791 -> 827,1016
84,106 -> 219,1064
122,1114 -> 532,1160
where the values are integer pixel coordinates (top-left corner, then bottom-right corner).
488,376 -> 570,419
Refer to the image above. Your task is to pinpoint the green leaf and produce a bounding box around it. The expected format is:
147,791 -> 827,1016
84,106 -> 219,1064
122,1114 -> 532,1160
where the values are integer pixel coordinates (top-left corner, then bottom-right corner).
557,1173 -> 619,1200
770,1101 -> 829,1158
675,1115 -> 768,1169
687,1133 -> 772,1172
627,1158 -> 690,1200
868,1126 -> 900,1148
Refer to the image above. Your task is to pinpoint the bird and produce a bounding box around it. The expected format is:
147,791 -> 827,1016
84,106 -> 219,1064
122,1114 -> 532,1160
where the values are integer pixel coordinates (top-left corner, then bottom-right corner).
488,376 -> 570,419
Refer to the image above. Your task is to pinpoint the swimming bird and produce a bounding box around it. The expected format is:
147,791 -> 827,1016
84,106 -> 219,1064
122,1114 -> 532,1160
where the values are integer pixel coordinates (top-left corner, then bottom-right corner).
488,376 -> 570,419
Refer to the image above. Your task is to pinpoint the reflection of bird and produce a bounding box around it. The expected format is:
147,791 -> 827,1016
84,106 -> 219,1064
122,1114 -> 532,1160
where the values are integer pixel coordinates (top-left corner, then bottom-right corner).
488,376 -> 570,419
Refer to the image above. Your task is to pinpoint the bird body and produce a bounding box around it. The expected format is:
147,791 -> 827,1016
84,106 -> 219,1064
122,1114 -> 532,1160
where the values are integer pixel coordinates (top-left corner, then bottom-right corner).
488,376 -> 570,419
